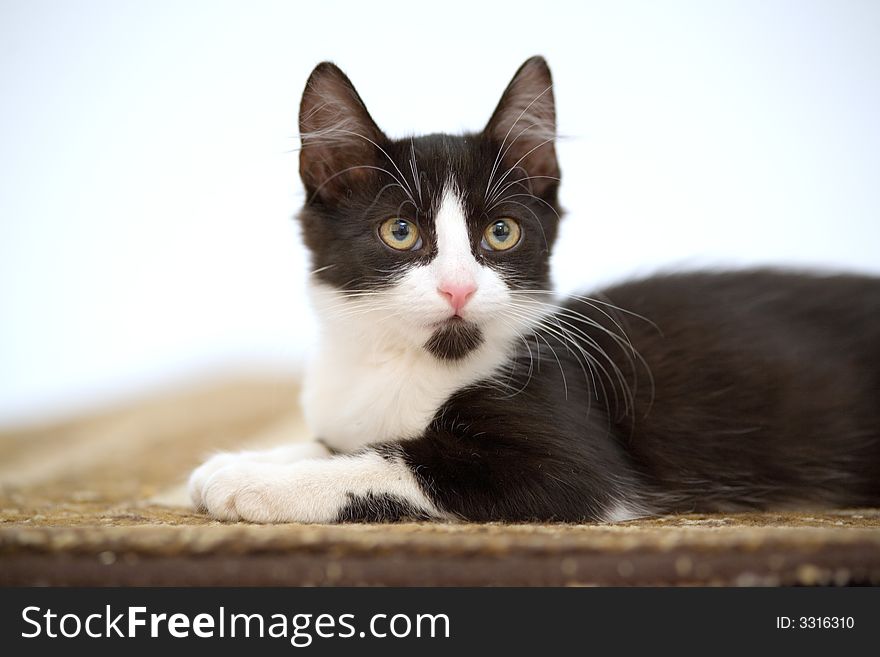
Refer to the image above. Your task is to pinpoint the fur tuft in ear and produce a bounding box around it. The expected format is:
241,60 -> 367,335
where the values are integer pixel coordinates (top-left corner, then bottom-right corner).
299,62 -> 386,202
484,56 -> 559,198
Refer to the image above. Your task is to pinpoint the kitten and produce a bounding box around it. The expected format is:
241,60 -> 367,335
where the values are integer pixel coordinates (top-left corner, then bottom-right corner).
189,57 -> 880,523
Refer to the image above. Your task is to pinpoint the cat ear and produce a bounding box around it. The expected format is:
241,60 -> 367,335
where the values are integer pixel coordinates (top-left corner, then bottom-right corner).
299,62 -> 386,202
484,56 -> 559,197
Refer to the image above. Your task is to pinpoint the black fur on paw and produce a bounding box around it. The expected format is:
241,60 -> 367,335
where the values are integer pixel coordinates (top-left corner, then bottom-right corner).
336,493 -> 431,523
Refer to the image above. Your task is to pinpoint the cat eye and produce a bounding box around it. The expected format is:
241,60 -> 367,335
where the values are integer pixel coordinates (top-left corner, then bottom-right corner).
378,218 -> 422,251
481,218 -> 521,251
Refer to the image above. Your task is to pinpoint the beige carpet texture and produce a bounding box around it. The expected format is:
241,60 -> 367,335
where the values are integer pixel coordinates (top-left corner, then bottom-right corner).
1,377 -> 879,586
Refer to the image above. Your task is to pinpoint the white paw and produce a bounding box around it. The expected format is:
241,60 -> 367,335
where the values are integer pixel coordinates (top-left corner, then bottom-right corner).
192,450 -> 441,524
189,453 -> 241,511
201,461 -> 299,523
202,459 -> 348,523
188,442 -> 330,511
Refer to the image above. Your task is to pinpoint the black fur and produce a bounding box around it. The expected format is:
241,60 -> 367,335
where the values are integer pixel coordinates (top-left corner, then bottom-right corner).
297,57 -> 880,522
390,269 -> 880,521
337,493 -> 430,523
423,320 -> 484,360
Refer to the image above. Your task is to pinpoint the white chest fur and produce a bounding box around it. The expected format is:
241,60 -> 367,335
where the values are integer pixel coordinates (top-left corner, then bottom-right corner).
301,324 -> 508,452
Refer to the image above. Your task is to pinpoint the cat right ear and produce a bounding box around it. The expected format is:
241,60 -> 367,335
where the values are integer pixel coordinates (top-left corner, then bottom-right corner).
298,62 -> 385,202
484,56 -> 559,198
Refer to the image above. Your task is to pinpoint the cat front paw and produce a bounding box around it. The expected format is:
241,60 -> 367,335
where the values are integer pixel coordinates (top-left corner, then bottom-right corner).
200,462 -> 293,522
191,450 -> 441,524
199,461 -> 338,523
188,442 -> 330,512
188,453 -> 241,511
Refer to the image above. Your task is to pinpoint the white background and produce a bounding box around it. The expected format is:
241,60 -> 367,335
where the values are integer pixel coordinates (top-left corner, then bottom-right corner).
1,0 -> 878,426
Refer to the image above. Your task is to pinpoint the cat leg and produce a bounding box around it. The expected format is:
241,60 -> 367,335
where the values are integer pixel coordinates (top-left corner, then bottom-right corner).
195,447 -> 446,523
189,442 -> 331,511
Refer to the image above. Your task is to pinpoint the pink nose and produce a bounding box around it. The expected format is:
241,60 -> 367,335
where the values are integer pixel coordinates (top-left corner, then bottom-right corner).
438,280 -> 477,314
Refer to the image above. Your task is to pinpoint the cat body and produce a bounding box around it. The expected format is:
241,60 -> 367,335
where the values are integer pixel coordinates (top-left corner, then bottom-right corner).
189,57 -> 880,523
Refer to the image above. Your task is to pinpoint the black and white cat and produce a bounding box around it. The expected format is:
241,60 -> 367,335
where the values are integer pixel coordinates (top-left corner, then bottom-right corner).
189,57 -> 880,523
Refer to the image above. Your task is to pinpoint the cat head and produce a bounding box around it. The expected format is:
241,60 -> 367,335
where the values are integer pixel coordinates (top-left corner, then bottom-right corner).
298,57 -> 562,363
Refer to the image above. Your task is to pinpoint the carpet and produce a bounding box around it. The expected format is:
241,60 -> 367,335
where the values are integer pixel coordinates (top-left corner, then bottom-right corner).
2,378 -> 878,586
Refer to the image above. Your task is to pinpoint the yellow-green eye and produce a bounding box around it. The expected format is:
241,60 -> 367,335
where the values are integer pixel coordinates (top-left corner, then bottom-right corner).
482,218 -> 521,251
379,218 -> 421,250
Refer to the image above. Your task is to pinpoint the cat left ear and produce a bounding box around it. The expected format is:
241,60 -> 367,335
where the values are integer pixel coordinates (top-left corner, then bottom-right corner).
299,62 -> 386,202
484,56 -> 559,198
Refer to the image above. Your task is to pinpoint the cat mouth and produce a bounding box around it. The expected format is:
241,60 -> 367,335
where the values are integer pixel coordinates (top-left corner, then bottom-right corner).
424,319 -> 484,361
431,315 -> 467,328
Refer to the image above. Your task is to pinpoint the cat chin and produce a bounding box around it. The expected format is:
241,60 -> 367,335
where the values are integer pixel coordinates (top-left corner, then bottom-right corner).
423,320 -> 485,361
